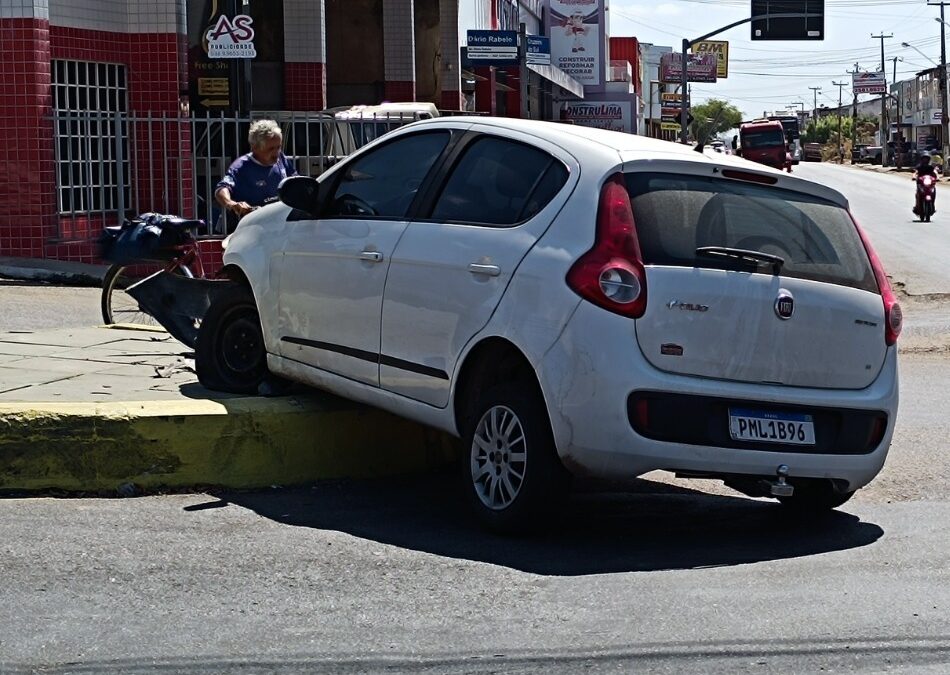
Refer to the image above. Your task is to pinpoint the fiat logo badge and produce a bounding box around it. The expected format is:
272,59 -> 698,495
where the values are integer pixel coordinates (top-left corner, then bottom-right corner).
775,290 -> 794,320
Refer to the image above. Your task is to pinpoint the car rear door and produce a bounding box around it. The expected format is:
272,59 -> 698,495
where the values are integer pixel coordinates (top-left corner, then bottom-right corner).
276,129 -> 454,386
625,168 -> 888,389
378,128 -> 576,406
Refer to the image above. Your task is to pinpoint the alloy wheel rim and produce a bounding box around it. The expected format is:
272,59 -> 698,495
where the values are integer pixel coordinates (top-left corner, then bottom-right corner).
470,405 -> 527,510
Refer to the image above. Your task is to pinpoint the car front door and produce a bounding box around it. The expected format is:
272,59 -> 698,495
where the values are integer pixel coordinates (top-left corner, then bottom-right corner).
379,128 -> 575,406
277,129 -> 454,385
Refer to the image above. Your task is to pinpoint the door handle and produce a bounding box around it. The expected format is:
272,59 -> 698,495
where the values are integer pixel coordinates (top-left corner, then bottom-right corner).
360,250 -> 384,263
468,263 -> 500,277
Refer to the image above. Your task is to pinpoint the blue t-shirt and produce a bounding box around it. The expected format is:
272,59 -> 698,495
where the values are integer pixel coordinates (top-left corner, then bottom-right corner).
215,153 -> 297,206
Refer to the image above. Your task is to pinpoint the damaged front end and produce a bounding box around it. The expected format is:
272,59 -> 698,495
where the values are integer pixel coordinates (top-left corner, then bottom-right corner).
126,271 -> 239,347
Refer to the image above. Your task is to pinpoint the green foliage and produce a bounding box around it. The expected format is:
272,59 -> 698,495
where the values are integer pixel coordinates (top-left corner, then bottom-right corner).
802,114 -> 878,145
689,99 -> 743,144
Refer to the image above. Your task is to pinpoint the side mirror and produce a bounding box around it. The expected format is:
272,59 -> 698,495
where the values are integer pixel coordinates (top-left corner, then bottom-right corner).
278,176 -> 320,215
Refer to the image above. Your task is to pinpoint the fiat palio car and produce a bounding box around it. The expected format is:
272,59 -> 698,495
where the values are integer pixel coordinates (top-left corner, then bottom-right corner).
196,117 -> 901,531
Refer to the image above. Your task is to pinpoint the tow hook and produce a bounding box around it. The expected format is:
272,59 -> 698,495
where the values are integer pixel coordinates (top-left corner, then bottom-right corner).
768,464 -> 795,497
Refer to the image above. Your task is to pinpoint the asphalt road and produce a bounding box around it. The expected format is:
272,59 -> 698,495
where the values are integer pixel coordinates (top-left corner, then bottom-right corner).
1,162 -> 949,672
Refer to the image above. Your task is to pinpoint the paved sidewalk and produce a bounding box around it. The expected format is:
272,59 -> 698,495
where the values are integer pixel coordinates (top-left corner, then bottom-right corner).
0,325 -> 457,493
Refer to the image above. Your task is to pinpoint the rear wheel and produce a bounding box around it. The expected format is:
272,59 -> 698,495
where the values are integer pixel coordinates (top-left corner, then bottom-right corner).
195,285 -> 267,394
462,383 -> 570,532
777,481 -> 855,514
101,262 -> 193,326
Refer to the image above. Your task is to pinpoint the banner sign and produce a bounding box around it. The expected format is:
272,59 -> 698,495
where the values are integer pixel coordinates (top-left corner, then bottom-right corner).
853,70 -> 886,95
661,107 -> 681,122
562,101 -> 633,133
526,35 -> 551,66
660,52 -> 717,83
206,14 -> 256,59
548,0 -> 603,86
467,30 -> 519,65
692,40 -> 729,78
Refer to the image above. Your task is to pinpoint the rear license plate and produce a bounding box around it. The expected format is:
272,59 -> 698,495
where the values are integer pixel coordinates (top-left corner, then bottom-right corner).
728,408 -> 815,446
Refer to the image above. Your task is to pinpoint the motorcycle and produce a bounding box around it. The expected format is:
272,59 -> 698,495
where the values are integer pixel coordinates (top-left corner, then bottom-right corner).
914,174 -> 937,222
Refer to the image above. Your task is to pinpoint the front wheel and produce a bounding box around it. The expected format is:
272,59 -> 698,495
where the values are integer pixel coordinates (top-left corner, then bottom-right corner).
101,262 -> 193,326
463,383 -> 570,532
195,285 -> 267,394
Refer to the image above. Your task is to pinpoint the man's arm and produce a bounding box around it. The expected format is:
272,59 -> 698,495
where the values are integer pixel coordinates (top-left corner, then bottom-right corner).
215,159 -> 256,218
215,185 -> 255,218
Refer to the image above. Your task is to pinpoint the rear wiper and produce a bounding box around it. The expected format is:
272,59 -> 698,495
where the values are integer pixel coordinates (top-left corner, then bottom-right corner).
695,246 -> 785,275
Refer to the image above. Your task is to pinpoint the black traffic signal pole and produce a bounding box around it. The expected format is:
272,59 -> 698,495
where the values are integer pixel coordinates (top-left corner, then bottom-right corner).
680,13 -> 815,143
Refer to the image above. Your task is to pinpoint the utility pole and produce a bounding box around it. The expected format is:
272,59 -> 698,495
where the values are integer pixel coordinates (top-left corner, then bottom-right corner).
809,85 -> 822,120
929,2 -> 950,165
833,80 -> 847,163
850,63 -> 860,164
872,33 -> 893,165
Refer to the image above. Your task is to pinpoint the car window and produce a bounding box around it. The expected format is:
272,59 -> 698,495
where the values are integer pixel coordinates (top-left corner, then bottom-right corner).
625,172 -> 877,293
323,131 -> 450,219
430,136 -> 567,226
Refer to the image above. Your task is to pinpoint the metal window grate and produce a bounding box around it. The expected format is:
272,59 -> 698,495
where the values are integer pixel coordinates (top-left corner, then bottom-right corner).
52,60 -> 130,215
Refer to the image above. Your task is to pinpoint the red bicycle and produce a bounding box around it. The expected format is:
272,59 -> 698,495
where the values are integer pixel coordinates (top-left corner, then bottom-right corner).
100,215 -> 206,326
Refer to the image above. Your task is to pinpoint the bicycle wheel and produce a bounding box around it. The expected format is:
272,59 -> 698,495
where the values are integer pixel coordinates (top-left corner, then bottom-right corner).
101,262 -> 194,326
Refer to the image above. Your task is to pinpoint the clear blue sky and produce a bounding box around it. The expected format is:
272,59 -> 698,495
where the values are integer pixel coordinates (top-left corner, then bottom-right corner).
612,0 -> 946,118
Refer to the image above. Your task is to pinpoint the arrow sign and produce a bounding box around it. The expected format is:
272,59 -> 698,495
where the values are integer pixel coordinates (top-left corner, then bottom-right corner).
200,98 -> 231,107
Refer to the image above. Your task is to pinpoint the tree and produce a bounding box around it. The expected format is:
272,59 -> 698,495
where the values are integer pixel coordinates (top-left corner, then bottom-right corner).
689,99 -> 743,144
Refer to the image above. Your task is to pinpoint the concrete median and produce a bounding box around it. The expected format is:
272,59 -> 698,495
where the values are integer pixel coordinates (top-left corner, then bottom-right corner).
0,326 -> 460,493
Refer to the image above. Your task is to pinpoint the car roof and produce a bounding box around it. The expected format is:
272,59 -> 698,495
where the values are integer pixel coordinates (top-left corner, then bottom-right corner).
399,117 -> 849,208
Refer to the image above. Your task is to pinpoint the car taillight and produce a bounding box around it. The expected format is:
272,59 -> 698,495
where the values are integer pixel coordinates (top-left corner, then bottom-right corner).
853,216 -> 902,345
566,173 -> 647,318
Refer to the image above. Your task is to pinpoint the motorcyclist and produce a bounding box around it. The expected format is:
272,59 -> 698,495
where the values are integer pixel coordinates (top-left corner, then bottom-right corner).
913,151 -> 937,178
913,152 -> 937,216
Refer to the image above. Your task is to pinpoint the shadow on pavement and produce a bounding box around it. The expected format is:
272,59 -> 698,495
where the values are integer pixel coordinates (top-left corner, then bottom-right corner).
199,470 -> 883,576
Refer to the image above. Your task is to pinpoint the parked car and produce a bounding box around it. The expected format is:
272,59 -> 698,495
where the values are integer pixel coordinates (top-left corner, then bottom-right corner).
197,118 -> 901,531
863,145 -> 883,165
802,142 -> 823,162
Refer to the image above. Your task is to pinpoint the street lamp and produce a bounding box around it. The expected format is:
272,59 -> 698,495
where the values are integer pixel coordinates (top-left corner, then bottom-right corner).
901,41 -> 939,67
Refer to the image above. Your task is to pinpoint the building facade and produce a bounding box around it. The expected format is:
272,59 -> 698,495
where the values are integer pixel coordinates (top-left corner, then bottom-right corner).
0,0 -> 666,264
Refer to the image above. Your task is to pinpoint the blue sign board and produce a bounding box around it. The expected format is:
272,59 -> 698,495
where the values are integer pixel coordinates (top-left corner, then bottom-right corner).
467,29 -> 519,66
526,35 -> 550,66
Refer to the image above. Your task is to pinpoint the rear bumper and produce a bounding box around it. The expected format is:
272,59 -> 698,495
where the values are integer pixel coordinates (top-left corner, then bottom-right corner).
538,302 -> 899,491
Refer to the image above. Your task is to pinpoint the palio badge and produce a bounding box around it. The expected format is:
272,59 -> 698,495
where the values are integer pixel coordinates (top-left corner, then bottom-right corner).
206,14 -> 256,59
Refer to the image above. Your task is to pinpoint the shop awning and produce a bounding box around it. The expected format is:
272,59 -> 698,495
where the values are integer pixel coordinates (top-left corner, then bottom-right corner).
527,63 -> 584,99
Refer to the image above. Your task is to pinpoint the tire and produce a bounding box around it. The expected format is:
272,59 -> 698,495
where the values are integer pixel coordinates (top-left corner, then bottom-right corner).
777,481 -> 855,514
462,383 -> 570,532
101,262 -> 193,326
195,285 -> 267,394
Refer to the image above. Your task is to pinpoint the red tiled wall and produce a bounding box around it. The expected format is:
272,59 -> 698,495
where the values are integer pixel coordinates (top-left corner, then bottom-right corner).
0,18 -> 56,258
285,62 -> 326,111
384,80 -> 416,102
0,24 -> 193,262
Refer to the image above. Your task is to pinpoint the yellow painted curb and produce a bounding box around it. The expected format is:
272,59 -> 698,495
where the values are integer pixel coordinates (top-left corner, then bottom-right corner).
0,397 -> 461,492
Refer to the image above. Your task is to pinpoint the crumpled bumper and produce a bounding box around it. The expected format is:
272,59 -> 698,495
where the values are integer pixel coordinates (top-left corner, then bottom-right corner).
126,271 -> 239,347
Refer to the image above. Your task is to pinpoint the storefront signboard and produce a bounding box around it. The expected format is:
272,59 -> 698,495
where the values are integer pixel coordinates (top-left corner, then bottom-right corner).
467,30 -> 519,65
548,0 -> 603,86
526,36 -> 551,66
660,52 -> 717,83
563,101 -> 632,133
206,14 -> 257,59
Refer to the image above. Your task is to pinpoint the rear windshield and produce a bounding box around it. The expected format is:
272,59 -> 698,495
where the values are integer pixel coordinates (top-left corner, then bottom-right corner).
742,130 -> 785,148
625,172 -> 878,293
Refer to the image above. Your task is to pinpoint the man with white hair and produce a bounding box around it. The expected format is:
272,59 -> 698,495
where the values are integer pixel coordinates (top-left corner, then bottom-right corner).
215,119 -> 297,231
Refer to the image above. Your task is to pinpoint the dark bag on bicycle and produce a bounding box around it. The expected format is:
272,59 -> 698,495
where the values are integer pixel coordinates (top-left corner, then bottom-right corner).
99,213 -> 187,265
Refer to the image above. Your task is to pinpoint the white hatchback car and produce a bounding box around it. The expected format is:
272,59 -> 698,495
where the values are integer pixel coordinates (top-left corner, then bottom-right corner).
197,117 -> 901,530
